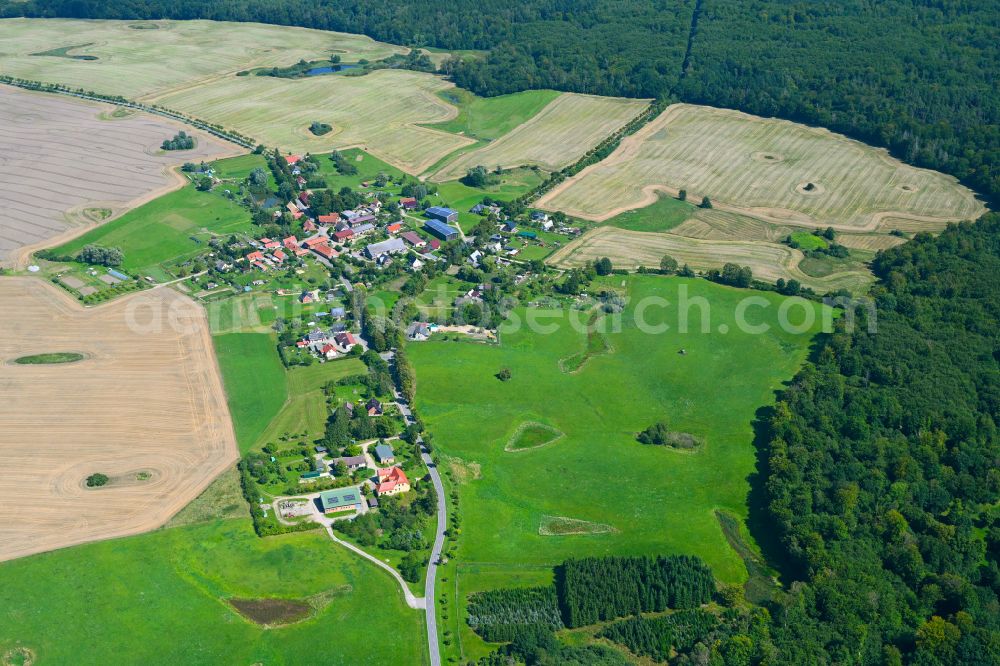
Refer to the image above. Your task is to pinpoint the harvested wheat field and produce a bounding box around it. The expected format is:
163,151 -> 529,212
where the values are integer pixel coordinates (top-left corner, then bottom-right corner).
0,278 -> 238,562
548,226 -> 872,293
152,69 -> 474,173
537,104 -> 984,230
0,18 -> 404,99
0,85 -> 239,267
430,93 -> 649,181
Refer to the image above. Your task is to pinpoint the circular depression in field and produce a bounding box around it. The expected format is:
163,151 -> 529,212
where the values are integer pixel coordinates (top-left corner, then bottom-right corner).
751,151 -> 785,163
795,181 -> 826,196
898,184 -> 920,193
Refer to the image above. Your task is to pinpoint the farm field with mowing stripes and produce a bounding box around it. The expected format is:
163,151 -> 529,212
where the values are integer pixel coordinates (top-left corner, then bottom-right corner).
410,275 -> 829,589
0,85 -> 238,268
51,184 -> 254,281
0,518 -> 428,665
430,93 -> 650,181
537,103 -> 984,231
547,226 -> 874,294
152,69 -> 475,173
0,278 -> 238,563
0,18 -> 405,99
213,332 -> 288,453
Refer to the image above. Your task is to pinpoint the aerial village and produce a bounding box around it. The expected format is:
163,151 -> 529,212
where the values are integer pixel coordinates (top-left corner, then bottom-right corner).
192,149 -> 587,562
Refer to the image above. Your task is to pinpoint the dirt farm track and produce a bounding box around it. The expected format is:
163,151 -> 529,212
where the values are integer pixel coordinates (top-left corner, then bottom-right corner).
0,278 -> 239,562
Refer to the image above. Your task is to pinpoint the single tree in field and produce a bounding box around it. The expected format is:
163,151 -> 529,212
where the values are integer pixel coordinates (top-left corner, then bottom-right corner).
677,189 -> 687,201
700,196 -> 713,209
496,367 -> 512,382
660,255 -> 678,274
595,257 -> 613,275
86,473 -> 109,487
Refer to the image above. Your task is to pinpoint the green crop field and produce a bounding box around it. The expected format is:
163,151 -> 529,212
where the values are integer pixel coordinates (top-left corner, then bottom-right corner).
428,88 -> 560,142
152,69 -> 475,174
789,231 -> 829,251
52,184 -> 252,281
0,519 -> 427,665
411,275 -> 828,582
213,332 -> 288,452
0,18 -> 405,99
538,103 -> 984,231
431,93 -> 649,181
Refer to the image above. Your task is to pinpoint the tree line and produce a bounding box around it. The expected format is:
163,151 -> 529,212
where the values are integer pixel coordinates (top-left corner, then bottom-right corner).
757,214 -> 1000,664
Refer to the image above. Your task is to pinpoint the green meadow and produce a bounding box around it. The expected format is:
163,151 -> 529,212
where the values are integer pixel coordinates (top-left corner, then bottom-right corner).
410,275 -> 828,584
53,184 -> 252,281
789,231 -> 830,251
603,193 -> 694,232
434,171 -> 544,232
0,519 -> 427,665
254,358 -> 368,451
429,89 -> 560,142
213,332 -> 287,452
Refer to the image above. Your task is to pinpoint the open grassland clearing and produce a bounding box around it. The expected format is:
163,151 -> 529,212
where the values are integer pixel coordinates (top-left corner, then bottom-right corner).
428,88 -> 560,143
0,278 -> 237,562
152,70 -> 474,173
431,93 -> 649,181
548,226 -> 874,294
50,183 -> 253,282
0,18 -> 404,99
0,85 -> 238,267
537,103 -> 984,231
414,276 -> 827,658
0,519 -> 428,664
410,275 -> 828,584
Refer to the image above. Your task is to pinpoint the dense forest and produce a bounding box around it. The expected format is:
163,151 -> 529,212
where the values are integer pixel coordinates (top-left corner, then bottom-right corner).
760,214 -> 1000,663
3,0 -> 997,203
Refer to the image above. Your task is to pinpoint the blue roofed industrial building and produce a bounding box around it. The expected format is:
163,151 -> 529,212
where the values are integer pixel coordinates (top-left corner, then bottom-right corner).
423,218 -> 460,241
425,206 -> 458,224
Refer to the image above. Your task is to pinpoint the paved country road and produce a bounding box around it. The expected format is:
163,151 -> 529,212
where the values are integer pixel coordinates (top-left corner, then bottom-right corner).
383,350 -> 447,666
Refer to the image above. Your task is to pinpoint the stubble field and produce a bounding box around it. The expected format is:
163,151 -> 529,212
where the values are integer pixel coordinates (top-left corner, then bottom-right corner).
537,103 -> 984,230
0,85 -> 238,267
548,226 -> 874,293
0,278 -> 238,562
430,93 -> 649,181
151,70 -> 475,172
0,18 -> 404,99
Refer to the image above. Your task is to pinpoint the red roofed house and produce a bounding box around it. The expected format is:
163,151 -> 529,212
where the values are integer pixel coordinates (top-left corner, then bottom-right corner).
428,239 -> 442,250
302,236 -> 327,249
303,219 -> 317,232
311,244 -> 337,261
399,197 -> 418,210
298,191 -> 311,205
320,343 -> 338,360
400,231 -> 426,248
386,222 -> 402,234
375,467 -> 410,496
272,249 -> 287,263
283,236 -> 299,249
285,154 -> 302,166
334,332 -> 357,350
294,247 -> 310,257
246,250 -> 265,262
263,239 -> 281,250
333,229 -> 354,242
318,213 -> 340,226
